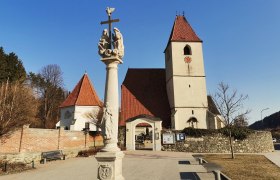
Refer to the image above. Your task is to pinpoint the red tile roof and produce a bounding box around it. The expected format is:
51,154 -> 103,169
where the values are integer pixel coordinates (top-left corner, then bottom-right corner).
60,73 -> 102,108
167,15 -> 202,43
120,69 -> 171,128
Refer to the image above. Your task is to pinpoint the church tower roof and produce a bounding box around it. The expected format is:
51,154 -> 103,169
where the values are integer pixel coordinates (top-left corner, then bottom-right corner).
60,73 -> 102,108
167,15 -> 202,44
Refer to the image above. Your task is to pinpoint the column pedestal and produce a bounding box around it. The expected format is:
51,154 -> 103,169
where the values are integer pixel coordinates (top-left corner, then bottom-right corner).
96,151 -> 125,180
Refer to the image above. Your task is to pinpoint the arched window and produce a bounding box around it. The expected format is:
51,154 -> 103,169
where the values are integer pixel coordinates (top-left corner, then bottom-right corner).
184,45 -> 192,55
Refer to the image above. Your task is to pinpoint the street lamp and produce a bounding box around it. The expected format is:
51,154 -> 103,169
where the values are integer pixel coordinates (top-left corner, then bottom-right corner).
261,108 -> 269,123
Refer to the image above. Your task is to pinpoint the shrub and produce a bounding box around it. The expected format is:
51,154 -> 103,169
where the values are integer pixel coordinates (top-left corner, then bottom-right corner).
181,127 -> 216,137
180,126 -> 253,140
219,126 -> 253,140
77,147 -> 102,157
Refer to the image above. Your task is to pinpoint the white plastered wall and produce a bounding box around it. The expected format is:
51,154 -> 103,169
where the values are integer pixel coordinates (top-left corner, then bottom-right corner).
165,41 -> 208,130
172,76 -> 207,107
57,106 -> 100,131
73,106 -> 100,131
171,42 -> 205,76
174,108 -> 207,130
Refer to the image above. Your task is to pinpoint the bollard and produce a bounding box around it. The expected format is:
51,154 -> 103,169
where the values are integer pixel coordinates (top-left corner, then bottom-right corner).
214,170 -> 221,180
32,160 -> 35,168
44,158 -> 47,164
4,162 -> 7,172
198,158 -> 203,165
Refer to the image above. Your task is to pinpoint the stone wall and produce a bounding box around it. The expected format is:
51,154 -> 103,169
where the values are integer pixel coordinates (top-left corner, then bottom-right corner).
162,131 -> 274,153
0,126 -> 103,153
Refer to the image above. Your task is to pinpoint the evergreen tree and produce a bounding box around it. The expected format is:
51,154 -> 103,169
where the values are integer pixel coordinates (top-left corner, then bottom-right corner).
0,47 -> 26,83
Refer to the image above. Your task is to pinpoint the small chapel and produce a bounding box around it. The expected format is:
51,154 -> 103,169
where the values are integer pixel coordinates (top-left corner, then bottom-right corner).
56,73 -> 102,131
120,15 -> 223,132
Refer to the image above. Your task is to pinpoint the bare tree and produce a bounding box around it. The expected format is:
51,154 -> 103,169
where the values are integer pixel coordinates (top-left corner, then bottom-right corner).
212,82 -> 250,159
40,64 -> 63,88
28,64 -> 66,128
233,114 -> 249,127
85,107 -> 103,132
0,80 -> 37,136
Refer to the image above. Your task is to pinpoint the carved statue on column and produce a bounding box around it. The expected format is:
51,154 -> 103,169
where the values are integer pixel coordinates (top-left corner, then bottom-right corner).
101,102 -> 113,140
112,27 -> 124,59
98,29 -> 110,57
98,28 -> 124,59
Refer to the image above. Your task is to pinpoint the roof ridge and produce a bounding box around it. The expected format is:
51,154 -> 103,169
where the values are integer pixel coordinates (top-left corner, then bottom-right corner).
74,74 -> 86,105
86,74 -> 102,106
170,16 -> 178,42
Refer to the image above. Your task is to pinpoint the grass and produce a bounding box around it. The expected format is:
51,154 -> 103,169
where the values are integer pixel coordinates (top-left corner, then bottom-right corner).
204,154 -> 280,180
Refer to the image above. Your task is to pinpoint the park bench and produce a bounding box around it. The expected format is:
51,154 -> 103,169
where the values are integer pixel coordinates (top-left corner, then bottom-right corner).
41,150 -> 65,164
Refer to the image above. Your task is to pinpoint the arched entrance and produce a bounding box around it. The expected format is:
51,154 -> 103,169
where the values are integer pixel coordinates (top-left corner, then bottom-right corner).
187,117 -> 198,128
125,115 -> 162,151
135,123 -> 153,150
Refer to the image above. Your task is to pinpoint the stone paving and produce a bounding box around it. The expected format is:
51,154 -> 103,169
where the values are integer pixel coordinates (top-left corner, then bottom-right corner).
0,150 -> 215,180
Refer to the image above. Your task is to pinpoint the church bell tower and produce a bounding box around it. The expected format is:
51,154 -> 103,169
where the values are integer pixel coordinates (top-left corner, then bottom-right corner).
164,15 -> 208,130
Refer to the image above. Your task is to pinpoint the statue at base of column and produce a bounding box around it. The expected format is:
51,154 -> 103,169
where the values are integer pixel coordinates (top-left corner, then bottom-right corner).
101,103 -> 114,140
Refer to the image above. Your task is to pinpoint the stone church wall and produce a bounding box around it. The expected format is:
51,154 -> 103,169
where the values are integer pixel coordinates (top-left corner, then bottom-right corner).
162,131 -> 274,153
0,126 -> 103,154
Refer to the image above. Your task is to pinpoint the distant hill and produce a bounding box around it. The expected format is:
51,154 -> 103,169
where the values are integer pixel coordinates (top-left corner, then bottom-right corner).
249,111 -> 280,130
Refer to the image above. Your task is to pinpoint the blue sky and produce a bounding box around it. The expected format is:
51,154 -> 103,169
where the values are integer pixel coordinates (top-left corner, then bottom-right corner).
1,0 -> 279,125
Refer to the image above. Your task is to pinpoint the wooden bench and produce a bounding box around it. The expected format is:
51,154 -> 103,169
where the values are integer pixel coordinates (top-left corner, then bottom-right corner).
41,150 -> 65,164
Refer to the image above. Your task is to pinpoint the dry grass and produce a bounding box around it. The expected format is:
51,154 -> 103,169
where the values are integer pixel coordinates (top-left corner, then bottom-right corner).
0,161 -> 34,175
204,154 -> 280,180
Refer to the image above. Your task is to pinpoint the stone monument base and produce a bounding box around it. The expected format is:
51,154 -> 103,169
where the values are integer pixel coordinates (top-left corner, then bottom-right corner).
95,151 -> 125,180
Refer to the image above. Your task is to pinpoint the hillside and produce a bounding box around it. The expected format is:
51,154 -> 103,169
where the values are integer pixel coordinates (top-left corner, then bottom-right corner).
249,111 -> 280,130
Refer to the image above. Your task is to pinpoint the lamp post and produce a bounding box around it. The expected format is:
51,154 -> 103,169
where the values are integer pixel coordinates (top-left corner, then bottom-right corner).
261,108 -> 269,123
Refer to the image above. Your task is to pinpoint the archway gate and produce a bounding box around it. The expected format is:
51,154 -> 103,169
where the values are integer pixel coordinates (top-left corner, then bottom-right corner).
125,116 -> 162,151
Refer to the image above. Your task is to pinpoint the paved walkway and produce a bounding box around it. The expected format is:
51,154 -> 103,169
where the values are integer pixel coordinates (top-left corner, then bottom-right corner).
264,150 -> 280,167
2,150 -> 279,180
0,151 -> 215,180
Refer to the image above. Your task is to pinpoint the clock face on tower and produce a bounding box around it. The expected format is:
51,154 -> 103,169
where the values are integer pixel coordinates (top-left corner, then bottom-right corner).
184,56 -> 192,63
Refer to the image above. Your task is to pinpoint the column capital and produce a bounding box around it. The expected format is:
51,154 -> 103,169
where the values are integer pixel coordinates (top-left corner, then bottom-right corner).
101,56 -> 123,65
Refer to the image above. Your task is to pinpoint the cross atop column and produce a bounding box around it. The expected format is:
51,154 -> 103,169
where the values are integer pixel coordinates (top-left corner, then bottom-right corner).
100,7 -> 120,49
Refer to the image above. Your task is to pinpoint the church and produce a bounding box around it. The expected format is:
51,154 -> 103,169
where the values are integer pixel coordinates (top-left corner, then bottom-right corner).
57,15 -> 223,133
120,15 -> 223,131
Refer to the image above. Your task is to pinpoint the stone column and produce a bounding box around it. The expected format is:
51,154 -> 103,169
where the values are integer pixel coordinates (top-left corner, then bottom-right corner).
95,57 -> 125,180
101,57 -> 122,152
